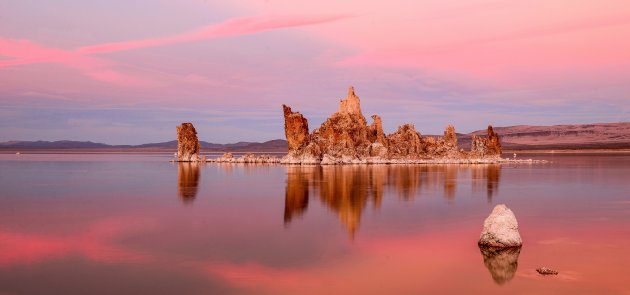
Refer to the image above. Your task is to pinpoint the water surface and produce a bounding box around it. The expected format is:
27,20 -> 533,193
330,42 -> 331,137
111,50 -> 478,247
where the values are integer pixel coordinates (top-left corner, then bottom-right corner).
1,153 -> 629,294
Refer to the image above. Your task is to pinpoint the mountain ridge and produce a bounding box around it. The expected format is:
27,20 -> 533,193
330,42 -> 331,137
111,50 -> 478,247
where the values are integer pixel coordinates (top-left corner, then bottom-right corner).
2,122 -> 629,151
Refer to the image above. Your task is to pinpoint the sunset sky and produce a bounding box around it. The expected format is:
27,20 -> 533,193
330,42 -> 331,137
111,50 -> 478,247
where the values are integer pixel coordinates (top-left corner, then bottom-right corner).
1,0 -> 629,144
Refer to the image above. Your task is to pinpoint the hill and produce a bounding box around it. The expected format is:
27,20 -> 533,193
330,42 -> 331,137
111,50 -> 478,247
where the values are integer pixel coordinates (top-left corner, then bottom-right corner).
2,122 -> 629,152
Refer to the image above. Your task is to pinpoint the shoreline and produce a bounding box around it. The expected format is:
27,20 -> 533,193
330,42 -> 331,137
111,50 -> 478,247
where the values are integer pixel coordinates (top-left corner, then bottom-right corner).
200,155 -> 546,165
504,149 -> 630,154
3,149 -> 630,155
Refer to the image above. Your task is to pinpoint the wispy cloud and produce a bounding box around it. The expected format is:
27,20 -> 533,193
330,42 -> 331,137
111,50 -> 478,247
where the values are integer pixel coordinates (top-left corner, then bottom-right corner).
0,37 -> 155,86
0,14 -> 349,86
78,14 -> 349,54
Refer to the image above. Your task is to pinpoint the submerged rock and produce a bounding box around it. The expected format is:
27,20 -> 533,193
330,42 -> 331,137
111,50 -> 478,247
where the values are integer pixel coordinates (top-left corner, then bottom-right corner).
281,86 -> 503,164
176,122 -> 205,162
479,246 -> 521,285
536,267 -> 559,275
210,153 -> 280,163
478,204 -> 523,247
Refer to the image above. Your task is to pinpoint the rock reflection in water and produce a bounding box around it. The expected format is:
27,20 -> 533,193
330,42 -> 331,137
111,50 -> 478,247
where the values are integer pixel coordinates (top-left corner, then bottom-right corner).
177,162 -> 200,203
472,164 -> 501,202
478,246 -> 521,285
284,166 -> 310,222
284,165 -> 502,238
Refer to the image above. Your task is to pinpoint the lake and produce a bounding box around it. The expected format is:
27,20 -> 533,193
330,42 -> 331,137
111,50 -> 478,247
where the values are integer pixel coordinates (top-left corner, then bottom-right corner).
1,153 -> 629,294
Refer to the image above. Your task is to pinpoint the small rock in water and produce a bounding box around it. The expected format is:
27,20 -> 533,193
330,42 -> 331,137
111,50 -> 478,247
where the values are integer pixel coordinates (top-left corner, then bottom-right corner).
536,267 -> 559,275
478,204 -> 523,247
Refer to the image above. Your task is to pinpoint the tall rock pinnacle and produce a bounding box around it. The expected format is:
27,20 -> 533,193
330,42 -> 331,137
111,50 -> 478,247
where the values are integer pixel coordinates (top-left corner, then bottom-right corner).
282,105 -> 310,152
338,86 -> 364,118
176,122 -> 205,162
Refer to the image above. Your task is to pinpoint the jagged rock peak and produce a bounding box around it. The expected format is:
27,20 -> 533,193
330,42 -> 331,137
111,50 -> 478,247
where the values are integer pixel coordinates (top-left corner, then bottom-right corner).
368,115 -> 386,145
176,122 -> 205,162
487,125 -> 502,154
471,125 -> 502,157
444,125 -> 457,145
282,104 -> 310,152
338,86 -> 363,117
386,124 -> 424,158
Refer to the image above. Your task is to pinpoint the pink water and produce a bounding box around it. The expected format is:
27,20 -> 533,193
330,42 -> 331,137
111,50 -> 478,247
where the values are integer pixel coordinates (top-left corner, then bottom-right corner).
1,153 -> 629,294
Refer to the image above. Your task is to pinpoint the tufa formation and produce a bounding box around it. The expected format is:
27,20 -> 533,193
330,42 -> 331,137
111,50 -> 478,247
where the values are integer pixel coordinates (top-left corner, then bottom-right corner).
282,87 -> 503,164
478,204 -> 523,247
176,122 -> 205,162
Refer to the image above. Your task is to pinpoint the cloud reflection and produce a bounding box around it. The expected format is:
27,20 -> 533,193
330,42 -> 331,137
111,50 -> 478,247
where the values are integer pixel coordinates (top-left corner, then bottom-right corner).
0,218 -> 151,268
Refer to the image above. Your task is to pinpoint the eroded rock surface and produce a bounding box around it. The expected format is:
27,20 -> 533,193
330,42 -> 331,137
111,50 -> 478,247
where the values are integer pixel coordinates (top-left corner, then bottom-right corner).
479,204 -> 523,247
176,122 -> 205,162
281,86 -> 503,164
386,124 -> 424,158
471,126 -> 502,158
283,105 -> 310,152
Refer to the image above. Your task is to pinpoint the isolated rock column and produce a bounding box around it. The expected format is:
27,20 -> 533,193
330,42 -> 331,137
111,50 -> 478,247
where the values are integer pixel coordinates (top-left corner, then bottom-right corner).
176,122 -> 205,162
282,105 -> 310,152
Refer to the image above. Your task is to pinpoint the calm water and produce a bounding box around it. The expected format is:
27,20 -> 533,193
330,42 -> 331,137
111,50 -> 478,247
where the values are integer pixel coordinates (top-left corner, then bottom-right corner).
1,153 -> 629,294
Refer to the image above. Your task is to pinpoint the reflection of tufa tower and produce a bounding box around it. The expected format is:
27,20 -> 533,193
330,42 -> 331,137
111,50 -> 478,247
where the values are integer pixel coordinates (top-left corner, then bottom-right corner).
177,162 -> 200,203
284,166 -> 311,223
283,165 -> 503,239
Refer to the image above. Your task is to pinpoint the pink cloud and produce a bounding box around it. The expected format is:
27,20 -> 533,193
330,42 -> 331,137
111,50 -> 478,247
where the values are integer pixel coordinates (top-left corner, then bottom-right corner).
0,14 -> 348,87
336,16 -> 630,85
0,37 -> 107,68
0,37 -> 154,87
78,14 -> 350,55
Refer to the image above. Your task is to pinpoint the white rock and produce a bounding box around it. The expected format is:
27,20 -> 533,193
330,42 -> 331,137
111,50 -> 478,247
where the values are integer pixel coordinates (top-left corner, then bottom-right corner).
478,204 -> 522,247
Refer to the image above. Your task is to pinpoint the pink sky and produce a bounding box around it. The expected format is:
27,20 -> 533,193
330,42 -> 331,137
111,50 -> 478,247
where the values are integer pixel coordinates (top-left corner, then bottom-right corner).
1,0 -> 629,144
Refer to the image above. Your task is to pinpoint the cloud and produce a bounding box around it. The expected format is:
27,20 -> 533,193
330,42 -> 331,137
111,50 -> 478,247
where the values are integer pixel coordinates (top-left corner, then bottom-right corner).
0,37 -> 154,87
77,14 -> 350,54
0,14 -> 349,86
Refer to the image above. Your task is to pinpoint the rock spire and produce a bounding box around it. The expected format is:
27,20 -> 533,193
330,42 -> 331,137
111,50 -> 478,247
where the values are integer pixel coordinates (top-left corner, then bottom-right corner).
176,122 -> 205,162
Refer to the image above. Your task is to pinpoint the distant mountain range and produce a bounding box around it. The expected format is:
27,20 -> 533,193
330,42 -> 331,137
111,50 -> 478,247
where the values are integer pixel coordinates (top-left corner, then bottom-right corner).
469,122 -> 630,150
2,122 -> 629,152
0,139 -> 288,152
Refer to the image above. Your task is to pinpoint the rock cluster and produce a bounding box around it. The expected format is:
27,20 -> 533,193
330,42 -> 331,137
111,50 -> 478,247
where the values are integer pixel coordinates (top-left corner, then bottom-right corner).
478,204 -> 523,247
282,87 -> 503,164
176,122 -> 205,162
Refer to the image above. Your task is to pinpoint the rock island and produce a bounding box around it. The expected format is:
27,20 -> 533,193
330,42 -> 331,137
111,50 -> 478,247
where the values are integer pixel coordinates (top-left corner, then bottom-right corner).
281,86 -> 503,164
